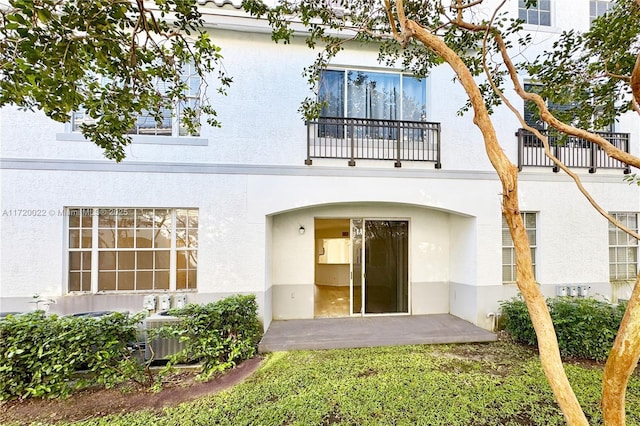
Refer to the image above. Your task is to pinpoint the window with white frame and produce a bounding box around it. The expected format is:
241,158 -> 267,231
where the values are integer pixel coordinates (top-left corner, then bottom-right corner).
590,0 -> 611,25
609,212 -> 638,281
68,208 -> 198,292
502,212 -> 537,283
518,0 -> 551,26
523,82 -> 615,133
523,83 -> 578,129
72,63 -> 201,137
318,69 -> 426,122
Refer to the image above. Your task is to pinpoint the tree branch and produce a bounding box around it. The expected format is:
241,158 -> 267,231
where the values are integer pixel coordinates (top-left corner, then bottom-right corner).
602,272 -> 640,425
383,0 -> 402,42
484,30 -> 640,242
451,0 -> 485,10
475,8 -> 640,425
493,33 -> 640,170
390,1 -> 589,422
445,2 -> 640,170
631,53 -> 640,108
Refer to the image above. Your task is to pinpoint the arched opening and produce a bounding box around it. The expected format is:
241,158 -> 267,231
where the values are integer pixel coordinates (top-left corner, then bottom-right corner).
269,202 -> 476,322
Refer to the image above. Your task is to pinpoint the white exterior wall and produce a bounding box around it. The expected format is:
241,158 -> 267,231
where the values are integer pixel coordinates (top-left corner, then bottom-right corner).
2,165 -> 636,327
270,203 -> 455,320
1,1 -> 639,330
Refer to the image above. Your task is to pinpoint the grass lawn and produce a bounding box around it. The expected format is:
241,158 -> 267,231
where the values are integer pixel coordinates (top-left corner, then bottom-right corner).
26,340 -> 640,425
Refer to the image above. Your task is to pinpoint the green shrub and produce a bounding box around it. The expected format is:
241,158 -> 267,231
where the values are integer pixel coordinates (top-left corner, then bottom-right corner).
0,294 -> 263,400
500,298 -> 538,347
500,297 -> 628,361
162,294 -> 263,380
0,311 -> 145,400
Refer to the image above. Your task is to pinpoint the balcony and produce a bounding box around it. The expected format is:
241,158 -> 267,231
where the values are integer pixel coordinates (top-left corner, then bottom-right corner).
305,117 -> 441,168
517,129 -> 631,174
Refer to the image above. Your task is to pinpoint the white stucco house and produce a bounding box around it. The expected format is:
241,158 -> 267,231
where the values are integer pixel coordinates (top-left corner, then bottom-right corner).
1,0 -> 638,332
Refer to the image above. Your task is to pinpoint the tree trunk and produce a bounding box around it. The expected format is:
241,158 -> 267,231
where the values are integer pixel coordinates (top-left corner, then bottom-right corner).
602,274 -> 640,425
631,54 -> 640,109
402,17 -> 590,426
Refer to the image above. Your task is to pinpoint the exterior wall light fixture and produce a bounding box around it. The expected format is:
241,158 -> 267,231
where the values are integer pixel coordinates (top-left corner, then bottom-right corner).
298,225 -> 305,235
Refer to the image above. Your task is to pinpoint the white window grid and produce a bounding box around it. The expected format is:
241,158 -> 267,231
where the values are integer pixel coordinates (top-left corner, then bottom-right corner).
502,212 -> 537,283
590,0 -> 611,25
68,207 -> 198,293
518,0 -> 551,26
72,63 -> 201,137
609,212 -> 639,281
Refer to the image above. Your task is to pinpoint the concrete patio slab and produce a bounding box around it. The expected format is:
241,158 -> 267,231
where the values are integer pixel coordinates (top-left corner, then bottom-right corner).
258,314 -> 496,353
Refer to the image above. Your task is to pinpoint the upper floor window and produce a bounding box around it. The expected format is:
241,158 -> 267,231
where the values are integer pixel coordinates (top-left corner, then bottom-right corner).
518,0 -> 551,26
68,207 -> 198,293
590,0 -> 611,25
318,69 -> 426,122
72,63 -> 201,137
523,83 -> 578,129
609,212 -> 638,282
502,212 -> 537,283
523,83 -> 545,129
523,83 -> 614,132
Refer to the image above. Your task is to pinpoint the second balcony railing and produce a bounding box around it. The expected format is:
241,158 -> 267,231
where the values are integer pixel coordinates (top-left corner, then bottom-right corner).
305,117 -> 441,168
517,129 -> 631,173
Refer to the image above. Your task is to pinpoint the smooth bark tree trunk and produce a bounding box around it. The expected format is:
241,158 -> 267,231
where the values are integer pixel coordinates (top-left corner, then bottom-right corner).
631,54 -> 640,108
602,274 -> 640,425
397,12 -> 590,426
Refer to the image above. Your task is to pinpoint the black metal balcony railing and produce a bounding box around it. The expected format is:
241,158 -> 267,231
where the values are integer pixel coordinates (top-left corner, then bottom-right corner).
305,117 -> 441,168
517,129 -> 631,174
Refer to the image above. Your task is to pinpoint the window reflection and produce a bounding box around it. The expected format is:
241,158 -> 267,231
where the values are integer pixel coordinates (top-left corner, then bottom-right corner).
319,69 -> 426,121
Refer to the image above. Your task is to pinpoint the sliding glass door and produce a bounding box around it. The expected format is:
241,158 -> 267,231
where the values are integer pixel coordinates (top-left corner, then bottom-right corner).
351,219 -> 409,315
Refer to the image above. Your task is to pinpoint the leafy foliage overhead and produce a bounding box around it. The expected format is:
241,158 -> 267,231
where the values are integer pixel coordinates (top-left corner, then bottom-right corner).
0,0 -> 231,161
243,0 -> 639,128
525,0 -> 640,131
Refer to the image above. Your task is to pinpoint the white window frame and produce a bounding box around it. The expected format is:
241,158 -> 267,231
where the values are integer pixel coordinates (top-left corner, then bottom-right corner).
318,68 -> 428,122
609,212 -> 639,282
69,63 -> 203,139
524,82 -> 606,131
67,207 -> 198,293
590,0 -> 611,25
518,0 -> 551,26
502,212 -> 537,284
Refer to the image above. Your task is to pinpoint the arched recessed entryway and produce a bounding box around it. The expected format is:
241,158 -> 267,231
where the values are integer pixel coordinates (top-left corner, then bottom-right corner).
268,202 -> 476,323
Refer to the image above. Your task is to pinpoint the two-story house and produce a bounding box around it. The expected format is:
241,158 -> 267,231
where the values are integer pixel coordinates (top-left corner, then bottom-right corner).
1,0 -> 638,332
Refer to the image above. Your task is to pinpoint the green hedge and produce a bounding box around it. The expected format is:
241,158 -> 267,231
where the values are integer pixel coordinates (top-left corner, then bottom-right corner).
500,297 -> 628,361
163,294 -> 263,380
0,311 -> 144,400
0,294 -> 263,400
